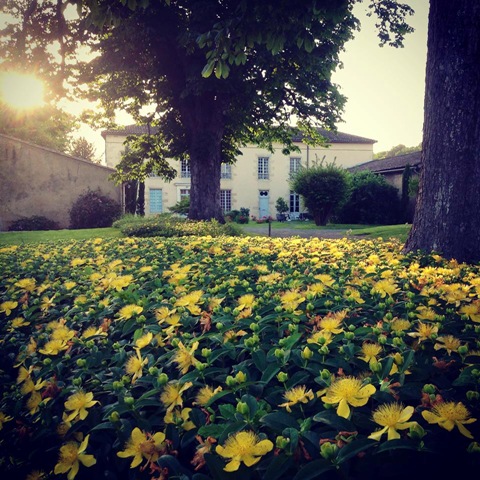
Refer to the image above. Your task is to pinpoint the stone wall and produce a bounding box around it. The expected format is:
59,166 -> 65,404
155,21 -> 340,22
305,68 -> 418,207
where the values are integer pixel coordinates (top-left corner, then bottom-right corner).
0,134 -> 122,230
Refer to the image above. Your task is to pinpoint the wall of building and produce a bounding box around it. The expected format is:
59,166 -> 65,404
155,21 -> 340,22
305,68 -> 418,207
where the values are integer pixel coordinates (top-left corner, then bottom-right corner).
104,133 -> 374,219
0,134 -> 122,230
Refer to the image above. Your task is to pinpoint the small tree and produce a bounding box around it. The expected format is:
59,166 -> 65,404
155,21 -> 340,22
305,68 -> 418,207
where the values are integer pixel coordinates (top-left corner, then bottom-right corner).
290,162 -> 350,226
275,197 -> 289,215
169,197 -> 190,216
68,137 -> 99,163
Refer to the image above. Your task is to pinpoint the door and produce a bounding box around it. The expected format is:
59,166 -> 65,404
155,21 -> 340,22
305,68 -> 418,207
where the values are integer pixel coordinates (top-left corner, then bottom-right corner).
149,188 -> 163,214
259,190 -> 269,219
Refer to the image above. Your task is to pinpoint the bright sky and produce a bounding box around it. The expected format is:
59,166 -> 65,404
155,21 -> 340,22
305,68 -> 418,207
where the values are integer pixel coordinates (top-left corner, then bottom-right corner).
74,0 -> 429,159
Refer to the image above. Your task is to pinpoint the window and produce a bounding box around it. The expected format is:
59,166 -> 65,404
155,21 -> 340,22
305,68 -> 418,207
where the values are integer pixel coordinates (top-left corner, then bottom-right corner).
220,189 -> 232,212
180,188 -> 190,200
180,160 -> 191,178
290,191 -> 300,214
221,163 -> 232,179
290,157 -> 302,177
258,157 -> 269,179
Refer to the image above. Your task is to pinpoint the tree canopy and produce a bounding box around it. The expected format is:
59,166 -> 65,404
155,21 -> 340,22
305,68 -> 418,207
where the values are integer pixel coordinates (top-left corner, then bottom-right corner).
373,143 -> 422,159
0,0 -> 414,221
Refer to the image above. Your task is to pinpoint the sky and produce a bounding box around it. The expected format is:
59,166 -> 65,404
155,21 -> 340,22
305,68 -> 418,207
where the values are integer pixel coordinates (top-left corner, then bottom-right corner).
72,0 -> 430,160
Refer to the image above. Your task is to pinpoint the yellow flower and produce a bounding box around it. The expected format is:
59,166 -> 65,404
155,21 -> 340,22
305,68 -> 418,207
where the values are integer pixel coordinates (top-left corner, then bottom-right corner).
64,281 -> 77,290
117,304 -> 143,320
389,318 -> 411,333
64,391 -> 99,422
81,326 -> 106,339
280,290 -> 305,311
21,377 -> 47,395
345,287 -> 364,304
172,341 -> 199,374
135,332 -> 153,349
51,326 -> 76,343
194,385 -> 223,406
307,331 -> 333,346
70,258 -> 86,267
321,377 -> 376,419
314,274 -> 335,286
39,339 -> 69,356
0,411 -> 13,429
459,302 -> 480,323
175,290 -> 204,315
279,385 -> 315,413
368,403 -> 418,441
237,294 -> 256,310
422,402 -> 476,438
15,278 -> 36,292
407,322 -> 439,344
0,301 -> 18,316
164,407 -> 195,431
54,434 -> 96,480
358,342 -> 382,366
27,391 -> 44,415
416,306 -> 437,321
371,279 -> 399,298
8,317 -> 30,331
109,275 -> 134,291
434,335 -> 462,355
155,307 -> 182,326
216,431 -> 274,472
318,310 -> 347,334
160,382 -> 193,412
125,349 -> 148,384
40,295 -> 56,312
117,427 -> 166,468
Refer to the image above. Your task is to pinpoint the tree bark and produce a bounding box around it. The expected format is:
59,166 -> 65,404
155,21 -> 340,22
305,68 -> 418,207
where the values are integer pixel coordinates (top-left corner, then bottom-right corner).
404,0 -> 480,264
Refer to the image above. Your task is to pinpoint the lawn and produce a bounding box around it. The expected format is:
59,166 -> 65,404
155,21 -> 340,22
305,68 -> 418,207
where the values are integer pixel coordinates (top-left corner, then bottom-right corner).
0,223 -> 411,245
0,234 -> 479,479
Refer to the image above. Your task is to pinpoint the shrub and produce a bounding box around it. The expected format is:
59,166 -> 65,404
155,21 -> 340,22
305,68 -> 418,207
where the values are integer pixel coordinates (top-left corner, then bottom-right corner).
69,189 -> 122,229
225,208 -> 250,224
119,214 -> 241,237
8,215 -> 60,231
290,162 -> 350,225
169,197 -> 190,216
336,171 -> 402,225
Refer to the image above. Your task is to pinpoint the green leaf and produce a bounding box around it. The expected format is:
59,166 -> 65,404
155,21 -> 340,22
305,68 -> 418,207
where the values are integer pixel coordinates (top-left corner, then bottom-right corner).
292,459 -> 335,480
252,349 -> 267,371
219,404 -> 236,419
263,454 -> 294,480
375,438 -> 422,454
260,412 -> 299,432
336,438 -> 376,463
312,410 -> 356,431
201,61 -> 215,78
260,363 -> 280,384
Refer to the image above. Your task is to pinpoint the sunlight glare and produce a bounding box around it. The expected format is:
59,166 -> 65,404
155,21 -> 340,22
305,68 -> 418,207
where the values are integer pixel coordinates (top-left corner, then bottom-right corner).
0,72 -> 45,110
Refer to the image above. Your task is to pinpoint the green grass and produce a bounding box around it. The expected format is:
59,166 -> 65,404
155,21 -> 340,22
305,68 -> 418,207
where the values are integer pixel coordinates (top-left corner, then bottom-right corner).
351,224 -> 411,242
0,223 -> 412,246
0,227 -> 122,245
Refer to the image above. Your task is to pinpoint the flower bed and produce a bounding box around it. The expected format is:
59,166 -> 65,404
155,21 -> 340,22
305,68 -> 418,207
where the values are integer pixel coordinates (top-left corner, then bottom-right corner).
0,236 -> 480,479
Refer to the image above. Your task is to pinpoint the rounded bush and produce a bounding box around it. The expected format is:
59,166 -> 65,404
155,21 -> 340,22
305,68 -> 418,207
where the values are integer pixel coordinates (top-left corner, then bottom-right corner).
337,171 -> 402,225
69,190 -> 122,229
8,215 -> 60,231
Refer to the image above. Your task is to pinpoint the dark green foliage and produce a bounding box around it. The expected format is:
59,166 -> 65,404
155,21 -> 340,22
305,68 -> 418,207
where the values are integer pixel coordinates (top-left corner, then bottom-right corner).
337,171 -> 401,225
290,162 -> 351,226
8,215 -> 60,231
69,190 -> 122,229
169,197 -> 190,216
275,197 -> 289,214
225,207 -> 250,224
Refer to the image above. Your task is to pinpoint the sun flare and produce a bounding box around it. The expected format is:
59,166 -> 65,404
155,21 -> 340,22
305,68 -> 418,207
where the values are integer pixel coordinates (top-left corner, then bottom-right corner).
0,72 -> 45,110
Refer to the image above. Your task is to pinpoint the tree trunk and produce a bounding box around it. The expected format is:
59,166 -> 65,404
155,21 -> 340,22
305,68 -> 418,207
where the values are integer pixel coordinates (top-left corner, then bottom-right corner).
180,88 -> 226,223
404,0 -> 480,264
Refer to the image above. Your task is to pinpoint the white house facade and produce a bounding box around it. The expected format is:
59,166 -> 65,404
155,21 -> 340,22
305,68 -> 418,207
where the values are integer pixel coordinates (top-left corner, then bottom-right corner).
102,126 -> 376,219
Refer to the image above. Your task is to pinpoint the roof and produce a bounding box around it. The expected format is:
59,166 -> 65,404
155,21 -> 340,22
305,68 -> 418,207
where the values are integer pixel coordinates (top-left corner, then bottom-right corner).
102,125 -> 376,144
349,151 -> 422,174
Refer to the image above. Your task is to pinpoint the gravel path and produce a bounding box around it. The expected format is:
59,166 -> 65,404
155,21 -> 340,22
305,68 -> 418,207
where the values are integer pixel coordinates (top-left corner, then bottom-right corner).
241,226 -> 361,239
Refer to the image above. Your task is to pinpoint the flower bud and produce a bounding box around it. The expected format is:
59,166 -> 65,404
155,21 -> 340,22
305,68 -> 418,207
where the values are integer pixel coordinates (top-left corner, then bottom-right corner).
370,361 -> 382,373
344,332 -> 355,341
320,441 -> 337,460
467,441 -> 480,453
458,345 -> 469,356
157,373 -> 169,385
201,348 -> 212,358
422,384 -> 436,394
109,411 -> 120,422
275,436 -> 290,449
226,375 -> 236,387
320,369 -> 331,380
301,346 -> 313,360
76,359 -> 87,368
466,390 -> 480,401
408,423 -> 425,440
235,371 -> 247,383
276,372 -> 289,383
236,402 -> 250,415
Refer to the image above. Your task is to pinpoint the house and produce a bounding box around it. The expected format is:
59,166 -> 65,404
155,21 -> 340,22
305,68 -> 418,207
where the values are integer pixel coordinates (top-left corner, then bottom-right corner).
0,134 -> 122,230
102,126 -> 376,219
348,151 -> 421,191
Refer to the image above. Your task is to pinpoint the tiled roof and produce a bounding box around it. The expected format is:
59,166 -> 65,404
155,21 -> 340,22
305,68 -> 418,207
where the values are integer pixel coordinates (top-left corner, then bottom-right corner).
349,151 -> 422,173
292,128 -> 376,144
102,125 -> 376,144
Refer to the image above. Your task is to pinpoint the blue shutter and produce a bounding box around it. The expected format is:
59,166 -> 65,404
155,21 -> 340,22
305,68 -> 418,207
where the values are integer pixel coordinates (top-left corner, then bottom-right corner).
149,189 -> 163,214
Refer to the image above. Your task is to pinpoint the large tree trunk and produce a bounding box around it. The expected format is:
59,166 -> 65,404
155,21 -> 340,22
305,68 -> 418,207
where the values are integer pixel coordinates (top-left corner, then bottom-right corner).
180,86 -> 226,222
404,0 -> 480,264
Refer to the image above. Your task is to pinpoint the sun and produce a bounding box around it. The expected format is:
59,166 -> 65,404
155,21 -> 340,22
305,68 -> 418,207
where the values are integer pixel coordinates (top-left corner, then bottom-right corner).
0,72 -> 45,110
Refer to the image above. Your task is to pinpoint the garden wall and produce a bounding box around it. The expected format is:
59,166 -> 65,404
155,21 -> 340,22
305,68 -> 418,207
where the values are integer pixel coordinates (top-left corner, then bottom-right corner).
0,134 -> 123,230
